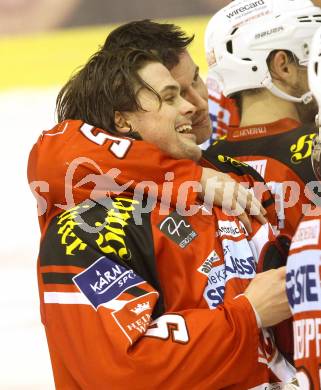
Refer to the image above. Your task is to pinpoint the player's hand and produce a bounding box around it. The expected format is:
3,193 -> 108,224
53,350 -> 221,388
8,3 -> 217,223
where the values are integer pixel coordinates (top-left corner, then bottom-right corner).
244,267 -> 291,327
200,167 -> 267,233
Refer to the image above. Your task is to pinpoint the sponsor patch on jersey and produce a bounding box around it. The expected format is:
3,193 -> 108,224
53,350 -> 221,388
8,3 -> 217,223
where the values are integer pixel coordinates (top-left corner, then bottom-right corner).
245,159 -> 267,178
94,197 -> 138,261
73,256 -> 143,309
158,211 -> 197,248
216,220 -> 246,238
293,317 -> 321,361
290,133 -> 317,164
204,263 -> 226,309
232,126 -> 267,140
223,239 -> 256,280
197,250 -> 221,275
286,251 -> 321,314
112,292 -> 158,345
291,219 -> 320,250
53,197 -> 137,261
204,238 -> 256,309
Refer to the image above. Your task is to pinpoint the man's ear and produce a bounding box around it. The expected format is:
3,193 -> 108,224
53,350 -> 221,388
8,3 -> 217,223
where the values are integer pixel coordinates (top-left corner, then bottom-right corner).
269,50 -> 297,85
114,111 -> 131,134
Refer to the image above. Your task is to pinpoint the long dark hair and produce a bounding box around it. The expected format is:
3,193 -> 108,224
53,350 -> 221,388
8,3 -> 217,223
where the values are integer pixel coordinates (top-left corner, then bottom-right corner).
56,48 -> 162,133
103,19 -> 194,70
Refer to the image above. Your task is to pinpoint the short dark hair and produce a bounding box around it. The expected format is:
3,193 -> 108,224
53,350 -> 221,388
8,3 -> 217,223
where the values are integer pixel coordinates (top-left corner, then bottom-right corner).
103,19 -> 194,69
56,48 -> 162,133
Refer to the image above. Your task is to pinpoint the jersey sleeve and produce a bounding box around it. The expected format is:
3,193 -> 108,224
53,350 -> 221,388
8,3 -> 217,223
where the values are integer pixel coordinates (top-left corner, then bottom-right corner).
38,198 -> 261,389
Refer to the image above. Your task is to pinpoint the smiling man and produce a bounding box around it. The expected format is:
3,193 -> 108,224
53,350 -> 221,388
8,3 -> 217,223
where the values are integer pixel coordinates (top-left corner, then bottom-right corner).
102,19 -> 212,146
113,60 -> 201,162
28,47 -> 296,389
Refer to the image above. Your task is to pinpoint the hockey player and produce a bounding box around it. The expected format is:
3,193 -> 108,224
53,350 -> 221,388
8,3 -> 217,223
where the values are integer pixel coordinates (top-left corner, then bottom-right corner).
28,47 -> 296,389
204,0 -> 321,237
286,26 -> 321,390
102,19 -> 239,147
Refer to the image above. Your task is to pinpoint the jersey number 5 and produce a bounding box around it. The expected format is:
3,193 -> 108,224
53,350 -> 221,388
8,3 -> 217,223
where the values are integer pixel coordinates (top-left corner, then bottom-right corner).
80,123 -> 132,159
145,314 -> 189,344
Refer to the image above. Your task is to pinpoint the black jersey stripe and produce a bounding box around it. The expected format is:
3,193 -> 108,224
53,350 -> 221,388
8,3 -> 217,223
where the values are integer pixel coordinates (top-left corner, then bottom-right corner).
42,272 -> 76,285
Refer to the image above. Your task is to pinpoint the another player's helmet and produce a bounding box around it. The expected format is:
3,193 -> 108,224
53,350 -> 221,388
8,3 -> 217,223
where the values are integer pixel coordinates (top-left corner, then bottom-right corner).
309,26 -> 321,181
205,0 -> 321,103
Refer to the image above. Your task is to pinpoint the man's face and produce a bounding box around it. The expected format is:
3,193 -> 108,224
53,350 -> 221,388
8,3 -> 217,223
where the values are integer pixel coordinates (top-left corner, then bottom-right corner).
124,61 -> 202,161
270,53 -> 318,123
170,51 -> 212,144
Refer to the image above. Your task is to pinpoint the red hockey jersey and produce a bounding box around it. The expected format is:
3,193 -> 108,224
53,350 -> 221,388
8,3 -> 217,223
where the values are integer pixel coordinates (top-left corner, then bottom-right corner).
38,197 -> 294,389
204,118 -> 318,238
28,120 -> 295,389
286,213 -> 321,390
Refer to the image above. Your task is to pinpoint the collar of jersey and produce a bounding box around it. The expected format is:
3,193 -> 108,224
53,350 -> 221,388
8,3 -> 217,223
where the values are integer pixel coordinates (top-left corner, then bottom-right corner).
226,118 -> 301,141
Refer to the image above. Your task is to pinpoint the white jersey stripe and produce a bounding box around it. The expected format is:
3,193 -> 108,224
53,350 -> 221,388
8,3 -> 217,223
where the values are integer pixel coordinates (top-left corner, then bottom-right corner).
44,292 -> 127,310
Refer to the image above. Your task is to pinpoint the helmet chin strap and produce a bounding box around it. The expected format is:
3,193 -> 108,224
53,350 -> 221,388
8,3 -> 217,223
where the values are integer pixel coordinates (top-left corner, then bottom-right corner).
262,75 -> 313,105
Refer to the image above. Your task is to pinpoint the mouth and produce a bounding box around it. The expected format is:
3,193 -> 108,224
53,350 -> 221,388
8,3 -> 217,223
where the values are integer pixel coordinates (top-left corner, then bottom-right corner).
175,124 -> 193,134
175,123 -> 197,143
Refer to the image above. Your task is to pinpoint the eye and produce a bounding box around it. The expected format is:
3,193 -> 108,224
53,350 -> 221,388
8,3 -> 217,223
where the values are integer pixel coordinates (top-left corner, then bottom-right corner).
163,95 -> 176,103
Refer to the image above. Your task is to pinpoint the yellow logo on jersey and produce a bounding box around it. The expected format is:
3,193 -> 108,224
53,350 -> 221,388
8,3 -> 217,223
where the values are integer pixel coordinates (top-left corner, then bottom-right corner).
290,133 -> 317,164
56,198 -> 138,259
96,197 -> 139,261
217,154 -> 248,167
57,204 -> 90,256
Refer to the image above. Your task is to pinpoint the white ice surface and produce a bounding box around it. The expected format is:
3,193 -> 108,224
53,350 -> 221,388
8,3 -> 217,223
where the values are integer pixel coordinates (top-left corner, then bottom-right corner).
0,88 -> 58,389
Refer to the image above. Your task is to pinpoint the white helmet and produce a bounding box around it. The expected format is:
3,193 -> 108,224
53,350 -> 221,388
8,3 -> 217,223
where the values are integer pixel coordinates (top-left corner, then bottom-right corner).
205,0 -> 321,103
309,26 -> 321,180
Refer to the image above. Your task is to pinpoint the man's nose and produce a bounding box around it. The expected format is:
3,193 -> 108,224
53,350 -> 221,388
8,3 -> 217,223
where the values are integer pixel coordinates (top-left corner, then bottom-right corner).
180,95 -> 197,116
